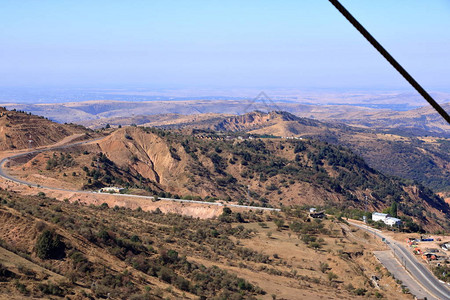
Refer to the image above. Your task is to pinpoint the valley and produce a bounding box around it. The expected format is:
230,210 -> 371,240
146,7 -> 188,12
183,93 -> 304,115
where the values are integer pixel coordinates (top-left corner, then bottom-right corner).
0,107 -> 448,299
2,100 -> 449,134
2,1 -> 449,298
3,100 -> 448,195
3,122 -> 449,232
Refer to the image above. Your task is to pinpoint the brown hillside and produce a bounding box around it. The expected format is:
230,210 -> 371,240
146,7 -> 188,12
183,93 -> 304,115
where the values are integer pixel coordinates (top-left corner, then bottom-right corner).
152,111 -> 322,133
10,126 -> 450,231
5,99 -> 448,134
79,112 -> 232,130
0,107 -> 91,151
212,111 -> 303,132
97,127 -> 189,188
152,110 -> 449,193
322,103 -> 450,133
0,189 -> 413,299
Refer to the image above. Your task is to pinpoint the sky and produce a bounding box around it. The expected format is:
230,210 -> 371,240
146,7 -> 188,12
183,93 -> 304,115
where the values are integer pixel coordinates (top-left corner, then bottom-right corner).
0,0 -> 449,92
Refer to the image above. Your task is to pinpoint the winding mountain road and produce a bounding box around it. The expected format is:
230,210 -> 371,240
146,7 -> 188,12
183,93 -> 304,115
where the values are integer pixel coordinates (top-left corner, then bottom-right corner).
1,135 -> 448,298
349,221 -> 450,300
0,135 -> 280,212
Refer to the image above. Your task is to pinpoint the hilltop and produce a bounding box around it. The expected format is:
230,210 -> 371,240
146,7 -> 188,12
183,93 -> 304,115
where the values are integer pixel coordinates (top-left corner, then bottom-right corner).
3,103 -> 448,193
9,126 -> 449,231
167,110 -> 335,135
201,111 -> 322,133
320,102 -> 450,134
141,110 -> 450,193
0,107 -> 93,151
0,109 -> 448,298
2,99 -> 449,135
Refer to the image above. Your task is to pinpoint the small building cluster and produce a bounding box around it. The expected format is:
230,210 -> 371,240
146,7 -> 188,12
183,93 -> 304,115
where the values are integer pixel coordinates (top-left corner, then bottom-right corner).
372,212 -> 401,226
440,242 -> 450,251
406,237 -> 449,262
99,187 -> 124,193
309,207 -> 325,219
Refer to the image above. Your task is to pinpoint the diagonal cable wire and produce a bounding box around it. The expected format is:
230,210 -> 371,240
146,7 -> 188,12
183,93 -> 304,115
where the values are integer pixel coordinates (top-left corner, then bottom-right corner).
329,0 -> 450,124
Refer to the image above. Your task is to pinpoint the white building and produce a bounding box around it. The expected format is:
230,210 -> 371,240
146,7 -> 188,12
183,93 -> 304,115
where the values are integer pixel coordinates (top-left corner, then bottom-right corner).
384,217 -> 401,226
372,212 -> 388,222
372,212 -> 401,226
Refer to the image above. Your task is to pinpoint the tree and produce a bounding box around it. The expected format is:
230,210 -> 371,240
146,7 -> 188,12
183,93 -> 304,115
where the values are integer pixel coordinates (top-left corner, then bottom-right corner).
130,235 -> 140,243
327,272 -> 338,282
319,262 -> 329,273
274,218 -> 285,230
222,207 -> 232,216
35,230 -> 66,259
389,201 -> 398,217
161,249 -> 179,264
235,213 -> 244,223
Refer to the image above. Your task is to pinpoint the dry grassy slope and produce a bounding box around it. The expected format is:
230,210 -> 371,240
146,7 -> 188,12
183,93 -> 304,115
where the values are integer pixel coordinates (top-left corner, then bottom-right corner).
92,128 -> 231,197
0,189 -> 413,300
33,126 -> 444,230
166,110 -> 449,192
0,107 -> 90,151
160,110 -> 323,133
5,99 -> 448,134
79,113 -> 232,130
93,127 -> 346,203
0,193 -> 198,299
325,103 -> 450,133
249,120 -> 330,138
212,111 -> 302,132
8,125 -> 448,230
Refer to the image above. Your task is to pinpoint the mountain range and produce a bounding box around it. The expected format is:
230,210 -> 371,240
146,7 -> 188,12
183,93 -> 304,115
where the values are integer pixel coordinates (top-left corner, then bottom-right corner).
2,100 -> 449,134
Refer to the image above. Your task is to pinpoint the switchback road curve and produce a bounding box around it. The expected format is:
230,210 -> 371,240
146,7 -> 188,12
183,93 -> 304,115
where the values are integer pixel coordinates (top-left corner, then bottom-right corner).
349,221 -> 450,300
0,136 -> 280,212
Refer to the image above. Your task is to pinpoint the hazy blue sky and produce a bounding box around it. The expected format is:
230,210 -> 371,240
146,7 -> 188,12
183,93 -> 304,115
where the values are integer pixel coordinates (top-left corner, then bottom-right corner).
0,0 -> 449,91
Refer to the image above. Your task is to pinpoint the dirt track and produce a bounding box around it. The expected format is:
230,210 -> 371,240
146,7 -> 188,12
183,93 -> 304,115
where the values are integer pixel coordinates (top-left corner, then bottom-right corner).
0,134 -> 228,219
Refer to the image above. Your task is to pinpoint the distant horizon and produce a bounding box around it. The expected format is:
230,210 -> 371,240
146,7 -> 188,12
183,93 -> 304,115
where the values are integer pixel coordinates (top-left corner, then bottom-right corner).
1,86 -> 449,112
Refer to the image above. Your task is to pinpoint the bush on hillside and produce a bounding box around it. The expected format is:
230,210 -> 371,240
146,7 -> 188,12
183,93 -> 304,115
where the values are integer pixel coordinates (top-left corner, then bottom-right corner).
35,230 -> 66,259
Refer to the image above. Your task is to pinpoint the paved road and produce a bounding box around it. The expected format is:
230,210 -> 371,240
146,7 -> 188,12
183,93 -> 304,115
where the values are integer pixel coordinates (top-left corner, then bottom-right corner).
349,221 -> 450,300
374,250 -> 436,300
0,138 -> 280,212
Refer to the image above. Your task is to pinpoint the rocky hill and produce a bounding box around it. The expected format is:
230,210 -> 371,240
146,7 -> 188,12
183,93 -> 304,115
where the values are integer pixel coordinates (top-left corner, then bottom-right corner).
154,111 -> 450,193
0,107 -> 92,151
0,108 -> 447,298
324,103 -> 450,134
3,99 -> 448,135
211,111 -> 308,132
13,126 -> 449,231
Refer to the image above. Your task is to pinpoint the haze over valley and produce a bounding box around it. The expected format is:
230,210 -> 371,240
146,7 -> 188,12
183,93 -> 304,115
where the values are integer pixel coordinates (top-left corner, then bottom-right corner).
1,0 -> 450,299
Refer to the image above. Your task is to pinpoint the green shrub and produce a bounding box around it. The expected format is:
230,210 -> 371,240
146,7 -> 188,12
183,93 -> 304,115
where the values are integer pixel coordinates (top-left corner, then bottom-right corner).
15,281 -> 29,295
354,288 -> 367,295
327,272 -> 338,282
0,263 -> 14,279
35,230 -> 66,259
38,283 -> 64,296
